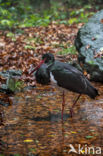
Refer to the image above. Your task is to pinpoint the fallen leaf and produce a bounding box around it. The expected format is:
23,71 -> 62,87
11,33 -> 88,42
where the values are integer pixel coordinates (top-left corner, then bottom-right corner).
100,19 -> 103,23
24,139 -> 34,143
71,131 -> 77,134
85,136 -> 94,139
85,44 -> 91,49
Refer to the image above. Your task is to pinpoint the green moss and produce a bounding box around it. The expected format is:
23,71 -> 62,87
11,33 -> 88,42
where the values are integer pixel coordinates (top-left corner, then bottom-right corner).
87,60 -> 95,65
58,46 -> 77,55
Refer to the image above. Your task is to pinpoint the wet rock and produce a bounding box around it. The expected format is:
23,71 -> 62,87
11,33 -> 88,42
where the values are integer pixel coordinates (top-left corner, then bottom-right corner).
0,87 -> 13,95
75,10 -> 103,82
0,69 -> 22,78
0,99 -> 10,107
0,70 -> 22,93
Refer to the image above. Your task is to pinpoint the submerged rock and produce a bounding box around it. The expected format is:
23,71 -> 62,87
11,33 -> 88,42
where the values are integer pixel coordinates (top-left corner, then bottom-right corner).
75,10 -> 103,82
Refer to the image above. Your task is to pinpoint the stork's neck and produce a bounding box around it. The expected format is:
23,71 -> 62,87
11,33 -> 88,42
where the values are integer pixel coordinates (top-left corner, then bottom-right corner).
46,61 -> 55,72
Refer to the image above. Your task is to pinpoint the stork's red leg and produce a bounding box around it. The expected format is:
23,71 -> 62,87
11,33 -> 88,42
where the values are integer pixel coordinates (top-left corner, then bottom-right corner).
70,94 -> 81,117
62,91 -> 65,120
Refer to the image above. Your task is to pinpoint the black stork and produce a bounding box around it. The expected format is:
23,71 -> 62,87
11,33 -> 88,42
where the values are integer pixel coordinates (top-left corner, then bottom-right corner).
30,53 -> 99,119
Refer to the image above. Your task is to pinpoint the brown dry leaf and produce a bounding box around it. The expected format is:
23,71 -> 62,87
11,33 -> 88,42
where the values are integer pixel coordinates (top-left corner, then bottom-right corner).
92,37 -> 96,41
100,19 -> 103,23
85,44 -> 91,49
83,70 -> 87,76
94,50 -> 103,58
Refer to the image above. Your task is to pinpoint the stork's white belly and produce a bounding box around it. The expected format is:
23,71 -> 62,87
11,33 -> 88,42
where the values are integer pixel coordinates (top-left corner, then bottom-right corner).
50,72 -> 57,84
50,72 -> 67,93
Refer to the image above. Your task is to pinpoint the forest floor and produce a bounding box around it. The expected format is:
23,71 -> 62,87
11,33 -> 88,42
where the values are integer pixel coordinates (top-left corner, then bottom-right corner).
0,23 -> 103,155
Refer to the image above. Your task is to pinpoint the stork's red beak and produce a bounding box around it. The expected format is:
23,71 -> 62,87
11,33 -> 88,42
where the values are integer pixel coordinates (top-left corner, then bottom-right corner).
29,58 -> 46,75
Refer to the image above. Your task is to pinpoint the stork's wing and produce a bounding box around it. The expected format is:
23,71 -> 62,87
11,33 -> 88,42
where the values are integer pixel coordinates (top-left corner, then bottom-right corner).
50,61 -> 98,98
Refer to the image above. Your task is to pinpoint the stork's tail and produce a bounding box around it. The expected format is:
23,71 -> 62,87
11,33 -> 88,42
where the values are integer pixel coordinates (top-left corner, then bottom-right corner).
86,80 -> 99,99
89,87 -> 99,99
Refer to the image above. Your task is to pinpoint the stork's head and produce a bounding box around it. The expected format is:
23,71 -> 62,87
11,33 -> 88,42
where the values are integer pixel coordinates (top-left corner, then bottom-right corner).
29,53 -> 55,75
42,53 -> 55,64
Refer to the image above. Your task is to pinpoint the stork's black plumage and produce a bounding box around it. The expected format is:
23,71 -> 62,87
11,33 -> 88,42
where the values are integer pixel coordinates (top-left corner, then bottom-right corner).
42,53 -> 98,99
33,53 -> 99,118
35,64 -> 50,85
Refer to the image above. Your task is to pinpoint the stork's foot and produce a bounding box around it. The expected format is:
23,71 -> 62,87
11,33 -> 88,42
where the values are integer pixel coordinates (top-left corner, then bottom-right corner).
70,108 -> 74,117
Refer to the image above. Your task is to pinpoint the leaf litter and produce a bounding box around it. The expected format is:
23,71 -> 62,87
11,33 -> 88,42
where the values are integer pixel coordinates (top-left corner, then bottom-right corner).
0,23 -> 103,155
